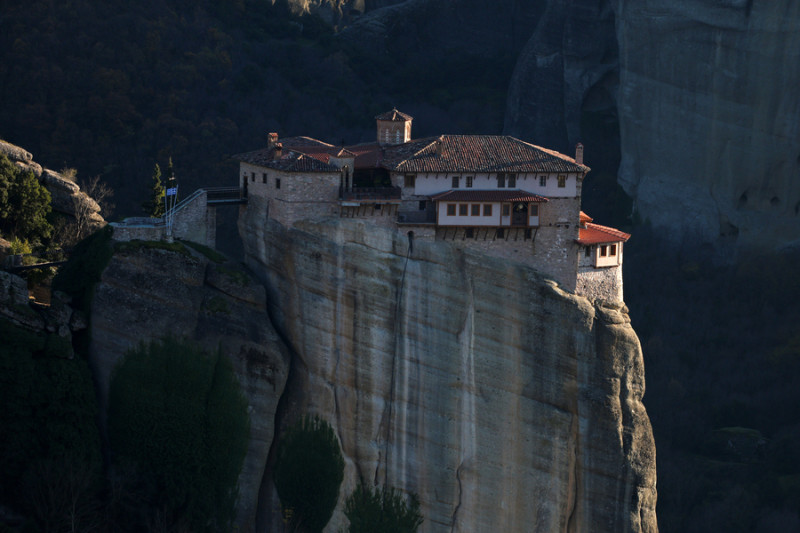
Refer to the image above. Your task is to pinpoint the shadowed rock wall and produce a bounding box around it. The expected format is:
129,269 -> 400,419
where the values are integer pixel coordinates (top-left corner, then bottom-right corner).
612,1 -> 800,250
88,245 -> 290,531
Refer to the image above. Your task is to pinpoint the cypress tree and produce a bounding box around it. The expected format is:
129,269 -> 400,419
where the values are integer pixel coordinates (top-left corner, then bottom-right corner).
143,162 -> 165,217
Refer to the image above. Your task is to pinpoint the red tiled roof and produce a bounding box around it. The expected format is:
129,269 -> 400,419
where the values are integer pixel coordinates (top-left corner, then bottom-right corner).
232,148 -> 340,173
431,190 -> 549,203
345,142 -> 383,168
580,211 -> 593,224
279,136 -> 335,148
577,223 -> 631,245
375,108 -> 413,121
382,135 -> 590,174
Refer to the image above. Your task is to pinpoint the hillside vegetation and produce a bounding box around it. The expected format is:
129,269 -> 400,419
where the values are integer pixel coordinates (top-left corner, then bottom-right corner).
0,0 -> 515,216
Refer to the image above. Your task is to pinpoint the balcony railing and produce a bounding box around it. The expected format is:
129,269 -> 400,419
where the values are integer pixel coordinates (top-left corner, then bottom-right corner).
340,186 -> 401,201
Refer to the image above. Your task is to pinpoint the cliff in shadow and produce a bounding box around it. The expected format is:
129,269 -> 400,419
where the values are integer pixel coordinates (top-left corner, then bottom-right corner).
240,200 -> 657,532
87,242 -> 291,530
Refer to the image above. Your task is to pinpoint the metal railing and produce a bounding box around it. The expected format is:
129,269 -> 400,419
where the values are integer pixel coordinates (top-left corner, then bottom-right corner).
205,187 -> 246,204
340,186 -> 401,201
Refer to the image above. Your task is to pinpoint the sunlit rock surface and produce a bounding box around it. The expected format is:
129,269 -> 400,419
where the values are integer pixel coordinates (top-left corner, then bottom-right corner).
88,245 -> 290,530
240,202 -> 657,532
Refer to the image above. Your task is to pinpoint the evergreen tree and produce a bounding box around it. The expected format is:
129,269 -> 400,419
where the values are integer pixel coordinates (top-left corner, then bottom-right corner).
273,415 -> 344,532
143,162 -> 165,217
344,485 -> 423,533
0,154 -> 52,244
108,338 -> 250,532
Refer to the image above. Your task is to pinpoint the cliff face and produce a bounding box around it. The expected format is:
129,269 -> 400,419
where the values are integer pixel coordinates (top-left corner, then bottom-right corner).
88,245 -> 291,530
240,200 -> 657,532
504,0 -> 800,250
611,0 -> 800,250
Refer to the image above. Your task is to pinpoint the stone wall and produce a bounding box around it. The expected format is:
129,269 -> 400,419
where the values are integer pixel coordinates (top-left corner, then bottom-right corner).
576,265 -> 623,302
242,164 -> 341,227
110,221 -> 166,242
111,191 -> 215,247
170,190 -> 215,247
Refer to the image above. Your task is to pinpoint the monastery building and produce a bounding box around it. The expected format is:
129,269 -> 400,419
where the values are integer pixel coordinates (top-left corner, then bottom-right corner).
234,110 -> 630,301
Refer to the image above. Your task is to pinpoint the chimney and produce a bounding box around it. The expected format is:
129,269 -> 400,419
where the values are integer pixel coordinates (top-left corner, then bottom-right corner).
273,143 -> 283,160
268,132 -> 279,149
575,143 -> 584,165
435,136 -> 444,156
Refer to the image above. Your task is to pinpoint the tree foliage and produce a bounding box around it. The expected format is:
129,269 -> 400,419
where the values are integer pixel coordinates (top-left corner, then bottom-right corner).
273,415 -> 345,533
143,162 -> 165,217
344,484 -> 423,533
107,337 -> 250,533
0,153 -> 52,244
0,320 -> 102,531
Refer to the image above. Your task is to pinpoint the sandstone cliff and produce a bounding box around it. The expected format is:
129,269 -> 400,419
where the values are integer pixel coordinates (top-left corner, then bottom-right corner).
240,201 -> 657,532
88,243 -> 290,530
0,139 -> 105,228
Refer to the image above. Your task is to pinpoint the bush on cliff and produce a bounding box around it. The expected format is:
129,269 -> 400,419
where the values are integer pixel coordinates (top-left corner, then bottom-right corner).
107,337 -> 249,533
0,320 -> 102,531
0,153 -> 52,245
273,415 -> 344,533
344,484 -> 423,533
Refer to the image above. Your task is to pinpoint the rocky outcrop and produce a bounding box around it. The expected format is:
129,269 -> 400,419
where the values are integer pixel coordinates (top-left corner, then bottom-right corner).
240,205 -> 657,532
0,270 -> 87,356
0,139 -> 104,227
610,1 -> 800,250
88,245 -> 291,530
504,0 -> 618,156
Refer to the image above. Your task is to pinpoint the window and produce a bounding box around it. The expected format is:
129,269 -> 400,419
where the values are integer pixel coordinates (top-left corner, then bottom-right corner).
447,204 -> 456,216
395,130 -> 400,143
452,176 -> 460,188
502,204 -> 510,217
471,204 -> 480,216
496,228 -> 504,238
497,172 -> 506,188
524,228 -> 532,239
507,173 -> 516,188
483,204 -> 492,216
557,174 -> 566,188
466,176 -> 473,188
262,173 -> 267,184
275,178 -> 281,189
600,245 -> 607,257
251,172 -> 255,182
404,174 -> 416,187
465,228 -> 474,238
539,175 -> 547,187
585,247 -> 591,257
610,244 -> 617,256
459,204 -> 468,216
530,204 -> 539,216
418,200 -> 426,211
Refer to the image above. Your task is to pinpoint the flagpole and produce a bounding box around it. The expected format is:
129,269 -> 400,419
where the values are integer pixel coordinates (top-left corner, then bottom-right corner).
165,175 -> 178,242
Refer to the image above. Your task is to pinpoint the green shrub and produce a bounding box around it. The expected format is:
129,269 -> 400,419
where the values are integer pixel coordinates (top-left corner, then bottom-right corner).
344,484 -> 423,533
108,337 -> 250,532
181,239 -> 226,263
274,415 -> 344,533
0,320 -> 102,530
